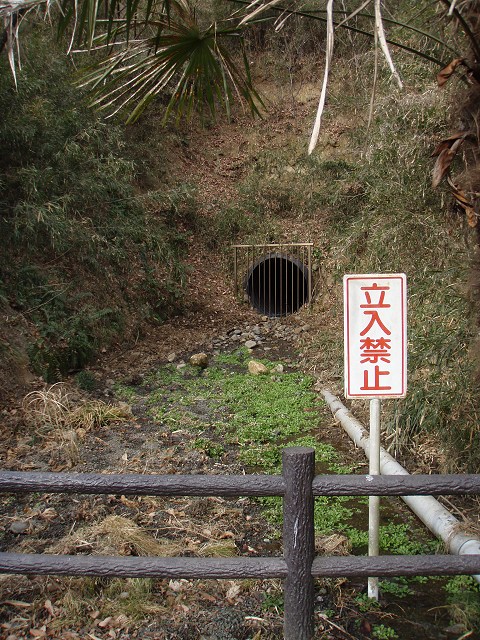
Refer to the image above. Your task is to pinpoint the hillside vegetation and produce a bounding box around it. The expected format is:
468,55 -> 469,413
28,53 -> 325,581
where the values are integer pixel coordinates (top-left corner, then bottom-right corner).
0,11 -> 479,477
0,28 -> 195,385
200,44 -> 480,472
1,7 -> 480,638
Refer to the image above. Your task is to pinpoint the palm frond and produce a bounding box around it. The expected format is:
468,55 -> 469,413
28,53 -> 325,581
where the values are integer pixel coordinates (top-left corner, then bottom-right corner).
56,0 -> 177,47
78,7 -> 263,123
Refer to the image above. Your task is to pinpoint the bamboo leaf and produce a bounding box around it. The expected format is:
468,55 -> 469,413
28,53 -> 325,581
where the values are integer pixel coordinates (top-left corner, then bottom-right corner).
374,0 -> 402,89
238,0 -> 284,26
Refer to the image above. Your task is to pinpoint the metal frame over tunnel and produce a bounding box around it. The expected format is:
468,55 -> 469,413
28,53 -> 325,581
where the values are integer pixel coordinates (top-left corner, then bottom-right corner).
233,243 -> 313,317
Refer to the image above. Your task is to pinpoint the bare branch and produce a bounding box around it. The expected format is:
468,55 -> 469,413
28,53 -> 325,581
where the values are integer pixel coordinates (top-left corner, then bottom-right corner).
308,0 -> 334,155
375,0 -> 403,89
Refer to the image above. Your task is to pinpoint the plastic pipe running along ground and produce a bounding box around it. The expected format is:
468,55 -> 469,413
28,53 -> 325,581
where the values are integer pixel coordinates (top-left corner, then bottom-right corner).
322,389 -> 480,584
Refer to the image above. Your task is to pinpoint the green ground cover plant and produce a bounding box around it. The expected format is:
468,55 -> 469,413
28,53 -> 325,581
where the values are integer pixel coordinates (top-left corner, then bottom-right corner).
120,349 -> 443,608
444,575 -> 480,633
371,624 -> 399,640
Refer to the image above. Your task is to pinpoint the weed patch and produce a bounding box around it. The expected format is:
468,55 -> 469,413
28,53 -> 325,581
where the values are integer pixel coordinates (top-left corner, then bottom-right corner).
22,384 -> 130,467
444,575 -> 480,633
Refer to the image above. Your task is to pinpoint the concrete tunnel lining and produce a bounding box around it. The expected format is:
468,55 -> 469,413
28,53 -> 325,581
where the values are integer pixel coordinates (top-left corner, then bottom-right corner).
245,252 -> 309,316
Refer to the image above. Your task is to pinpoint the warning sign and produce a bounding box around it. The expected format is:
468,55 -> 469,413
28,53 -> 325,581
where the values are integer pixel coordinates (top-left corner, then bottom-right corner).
344,273 -> 407,398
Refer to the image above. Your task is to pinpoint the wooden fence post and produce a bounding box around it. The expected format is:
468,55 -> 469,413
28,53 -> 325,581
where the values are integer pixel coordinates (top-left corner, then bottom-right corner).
282,446 -> 315,640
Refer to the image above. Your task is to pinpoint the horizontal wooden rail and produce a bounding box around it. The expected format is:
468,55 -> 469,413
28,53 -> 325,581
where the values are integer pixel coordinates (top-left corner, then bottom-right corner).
0,471 -> 284,496
0,553 -> 479,580
0,554 -> 288,579
2,471 -> 480,496
2,447 -> 480,640
312,474 -> 480,496
312,554 -> 480,577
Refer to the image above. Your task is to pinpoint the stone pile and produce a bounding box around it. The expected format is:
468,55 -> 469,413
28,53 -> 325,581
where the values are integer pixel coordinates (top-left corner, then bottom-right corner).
208,317 -> 310,353
162,317 -> 311,372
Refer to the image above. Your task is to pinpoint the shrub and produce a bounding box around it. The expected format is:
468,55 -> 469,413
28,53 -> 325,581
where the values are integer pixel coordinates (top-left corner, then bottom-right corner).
0,24 -> 190,380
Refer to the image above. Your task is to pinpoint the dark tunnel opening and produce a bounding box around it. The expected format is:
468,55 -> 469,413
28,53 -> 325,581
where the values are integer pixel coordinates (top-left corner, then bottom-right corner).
245,253 -> 309,317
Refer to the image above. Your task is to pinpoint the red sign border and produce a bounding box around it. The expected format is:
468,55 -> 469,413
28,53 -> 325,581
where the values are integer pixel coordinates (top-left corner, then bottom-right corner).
344,274 -> 407,399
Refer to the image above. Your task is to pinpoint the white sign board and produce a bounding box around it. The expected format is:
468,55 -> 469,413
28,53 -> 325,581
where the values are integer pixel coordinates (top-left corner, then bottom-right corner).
344,273 -> 407,399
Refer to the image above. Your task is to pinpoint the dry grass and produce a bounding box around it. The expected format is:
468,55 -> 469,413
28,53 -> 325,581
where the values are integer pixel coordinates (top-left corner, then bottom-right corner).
22,383 -> 71,435
315,533 -> 350,556
65,401 -> 132,431
48,513 -> 238,558
23,384 -> 131,433
48,515 -> 182,557
22,384 -> 132,467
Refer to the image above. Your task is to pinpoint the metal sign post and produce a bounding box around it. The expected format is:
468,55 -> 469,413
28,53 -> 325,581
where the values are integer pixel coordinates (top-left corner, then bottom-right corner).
344,273 -> 407,600
368,398 -> 381,599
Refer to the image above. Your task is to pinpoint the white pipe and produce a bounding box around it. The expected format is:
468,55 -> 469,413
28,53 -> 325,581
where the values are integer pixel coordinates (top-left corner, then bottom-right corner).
322,389 -> 480,583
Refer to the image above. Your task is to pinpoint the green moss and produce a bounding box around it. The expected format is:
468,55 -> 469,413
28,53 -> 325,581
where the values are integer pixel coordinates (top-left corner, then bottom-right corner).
113,384 -> 139,402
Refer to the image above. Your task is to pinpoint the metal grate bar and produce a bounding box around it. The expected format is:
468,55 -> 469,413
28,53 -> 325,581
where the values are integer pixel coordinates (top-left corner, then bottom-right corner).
233,242 -> 314,316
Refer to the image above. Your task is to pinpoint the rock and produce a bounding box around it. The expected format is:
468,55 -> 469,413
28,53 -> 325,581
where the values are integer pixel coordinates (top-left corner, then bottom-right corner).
105,378 -> 115,388
261,316 -> 269,322
177,363 -> 186,370
244,340 -> 257,349
248,360 -> 268,375
445,624 -> 467,636
9,520 -> 29,534
274,364 -> 284,373
190,353 -> 209,368
167,352 -> 176,363
126,374 -> 143,386
76,427 -> 87,439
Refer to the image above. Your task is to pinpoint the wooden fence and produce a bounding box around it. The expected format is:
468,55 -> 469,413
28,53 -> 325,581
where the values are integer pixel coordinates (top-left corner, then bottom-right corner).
1,446 -> 480,639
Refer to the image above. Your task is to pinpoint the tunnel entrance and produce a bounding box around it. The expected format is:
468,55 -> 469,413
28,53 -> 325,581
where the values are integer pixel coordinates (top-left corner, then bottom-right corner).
246,253 -> 309,316
233,244 -> 313,317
